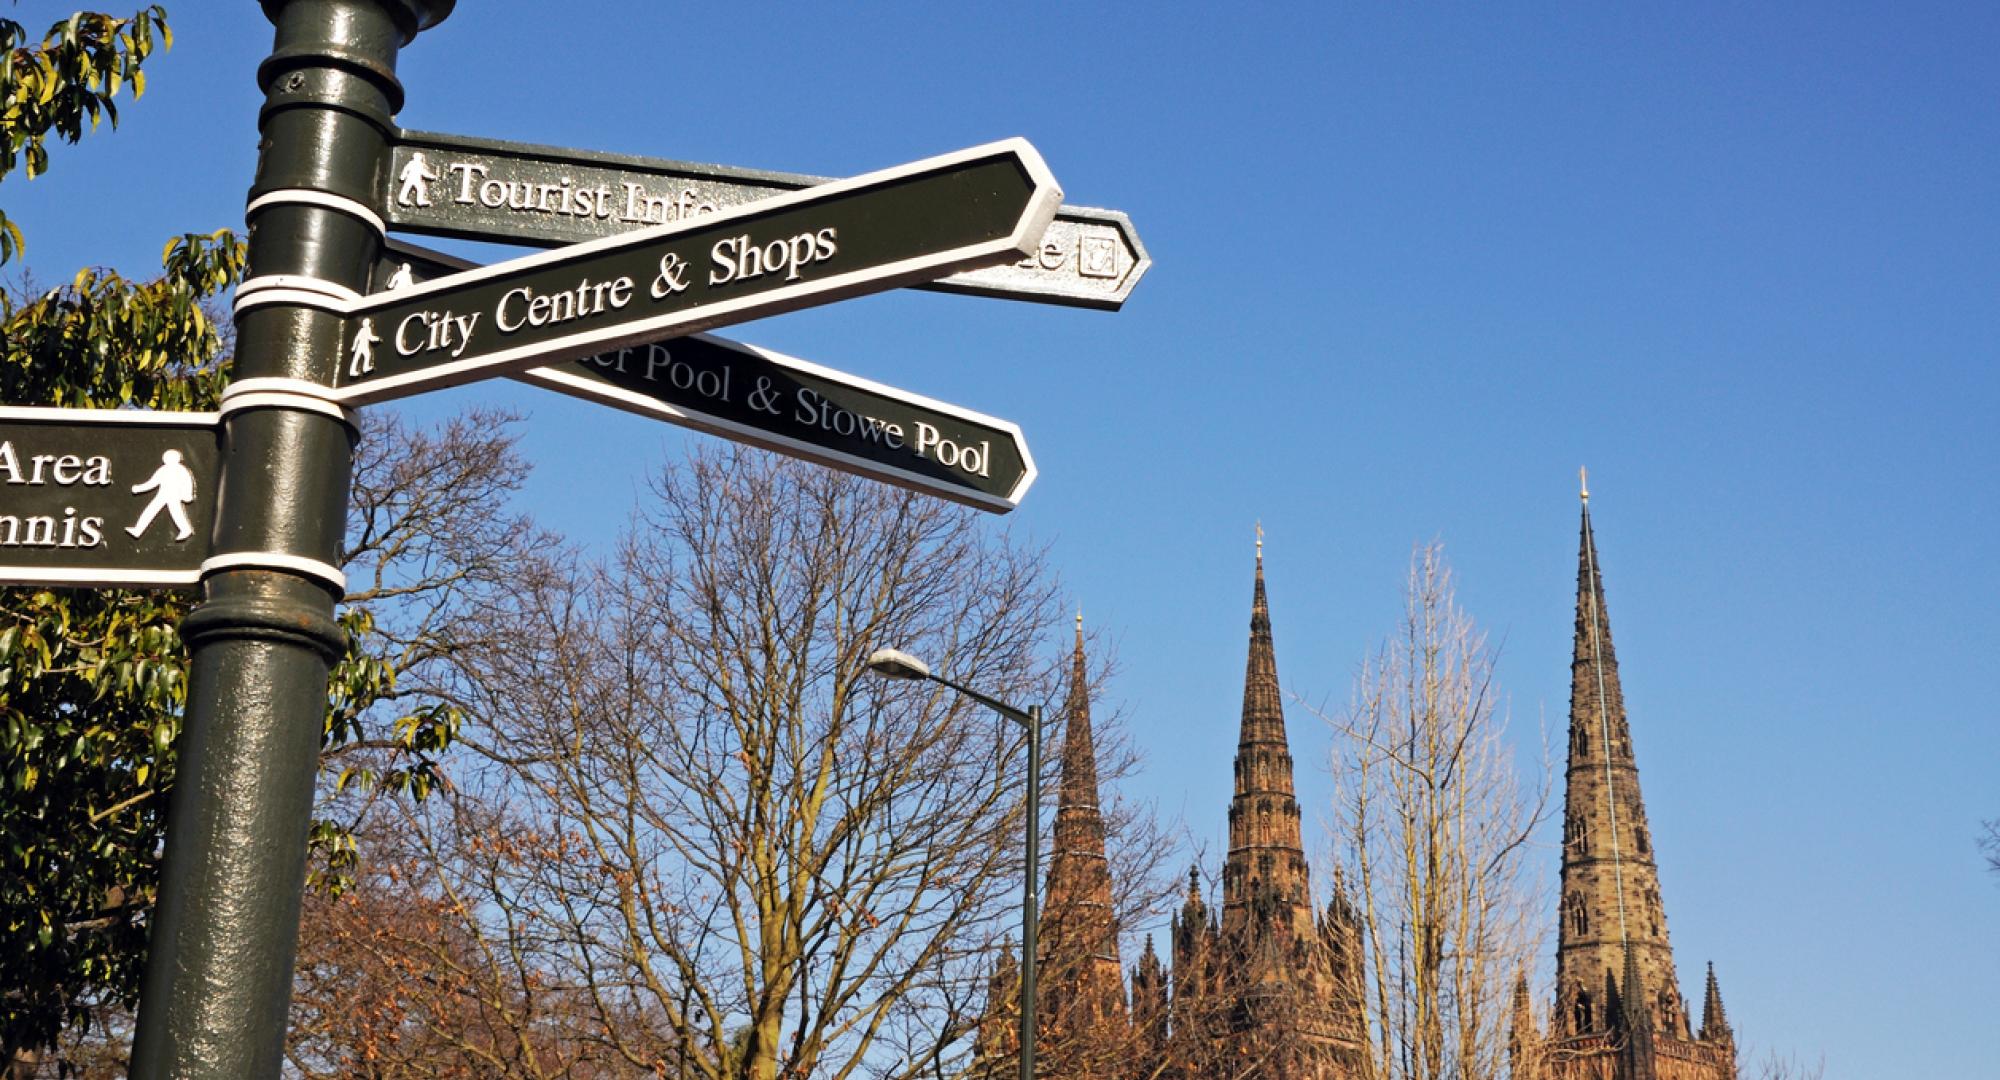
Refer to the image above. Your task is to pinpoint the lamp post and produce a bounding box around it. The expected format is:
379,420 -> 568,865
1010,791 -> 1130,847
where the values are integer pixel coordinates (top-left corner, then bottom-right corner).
865,647 -> 1040,1080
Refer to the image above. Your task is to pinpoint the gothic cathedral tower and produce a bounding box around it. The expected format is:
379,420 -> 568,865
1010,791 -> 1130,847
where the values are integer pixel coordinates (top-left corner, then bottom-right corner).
1166,541 -> 1367,1078
1513,482 -> 1737,1080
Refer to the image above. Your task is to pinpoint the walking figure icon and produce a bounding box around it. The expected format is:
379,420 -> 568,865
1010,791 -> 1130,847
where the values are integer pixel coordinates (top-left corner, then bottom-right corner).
396,151 -> 439,207
348,318 -> 381,378
127,450 -> 197,541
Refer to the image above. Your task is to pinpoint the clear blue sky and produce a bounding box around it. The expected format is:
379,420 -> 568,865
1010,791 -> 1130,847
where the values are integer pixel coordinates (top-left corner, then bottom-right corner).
9,3 -> 1998,1075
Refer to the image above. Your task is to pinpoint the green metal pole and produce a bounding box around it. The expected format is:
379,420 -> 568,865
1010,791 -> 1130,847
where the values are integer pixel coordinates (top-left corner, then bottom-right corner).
129,3 -> 450,1076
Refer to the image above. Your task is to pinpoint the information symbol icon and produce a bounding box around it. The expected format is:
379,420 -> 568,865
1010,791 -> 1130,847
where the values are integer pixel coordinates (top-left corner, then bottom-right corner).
1078,235 -> 1119,279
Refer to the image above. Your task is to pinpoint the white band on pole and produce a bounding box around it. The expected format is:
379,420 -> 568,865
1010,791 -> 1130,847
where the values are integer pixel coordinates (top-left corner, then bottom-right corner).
201,552 -> 347,593
219,379 -> 358,427
244,189 -> 387,237
236,274 -> 365,304
232,287 -> 352,316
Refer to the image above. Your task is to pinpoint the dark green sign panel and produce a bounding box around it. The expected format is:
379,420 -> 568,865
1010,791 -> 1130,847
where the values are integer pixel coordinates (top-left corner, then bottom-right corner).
384,128 -> 1148,311
313,140 -> 1061,404
0,407 -> 218,587
521,336 -> 1035,512
372,242 -> 1034,511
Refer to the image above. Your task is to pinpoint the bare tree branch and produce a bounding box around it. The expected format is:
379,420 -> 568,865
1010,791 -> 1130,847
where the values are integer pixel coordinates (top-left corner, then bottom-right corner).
1311,542 -> 1551,1080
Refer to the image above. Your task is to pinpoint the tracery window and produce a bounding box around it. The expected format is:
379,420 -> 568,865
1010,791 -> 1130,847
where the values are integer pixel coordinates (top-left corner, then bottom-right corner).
1565,810 -> 1590,854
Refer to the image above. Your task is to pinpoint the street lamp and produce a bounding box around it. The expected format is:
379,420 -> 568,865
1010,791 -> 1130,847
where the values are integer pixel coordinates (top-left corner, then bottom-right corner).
865,647 -> 1040,1080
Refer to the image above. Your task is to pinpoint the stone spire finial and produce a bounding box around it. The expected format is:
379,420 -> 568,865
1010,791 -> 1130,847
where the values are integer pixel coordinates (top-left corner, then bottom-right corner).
1510,969 -> 1539,1047
1621,943 -> 1649,1026
1619,943 -> 1661,1079
1699,962 -> 1733,1043
1509,969 -> 1541,1075
1129,935 -> 1169,1067
974,937 -> 1020,1064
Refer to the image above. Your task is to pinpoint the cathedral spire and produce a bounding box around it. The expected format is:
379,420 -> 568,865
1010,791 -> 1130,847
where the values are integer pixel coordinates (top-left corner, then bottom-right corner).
1239,536 -> 1286,749
1530,482 -> 1740,1079
1055,614 -> 1105,824
1038,614 -> 1127,1045
1553,485 -> 1683,1041
1222,539 -> 1313,934
1158,540 -> 1371,1077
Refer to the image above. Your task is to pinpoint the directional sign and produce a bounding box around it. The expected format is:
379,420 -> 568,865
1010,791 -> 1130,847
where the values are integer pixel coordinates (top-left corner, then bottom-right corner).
374,241 -> 1034,512
383,128 -> 1148,311
0,407 -> 218,587
522,337 -> 1035,512
299,139 -> 1061,405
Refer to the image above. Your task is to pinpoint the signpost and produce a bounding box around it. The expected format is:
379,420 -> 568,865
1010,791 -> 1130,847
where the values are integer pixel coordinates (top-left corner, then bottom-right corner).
0,407 -> 219,587
0,2 -> 1143,1075
293,138 -> 1062,404
383,127 -> 1149,310
526,336 -> 1036,512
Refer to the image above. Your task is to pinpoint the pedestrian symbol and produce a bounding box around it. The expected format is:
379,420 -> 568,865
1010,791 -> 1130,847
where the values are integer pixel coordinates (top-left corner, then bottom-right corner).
126,449 -> 197,541
396,150 -> 439,207
348,318 -> 381,378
